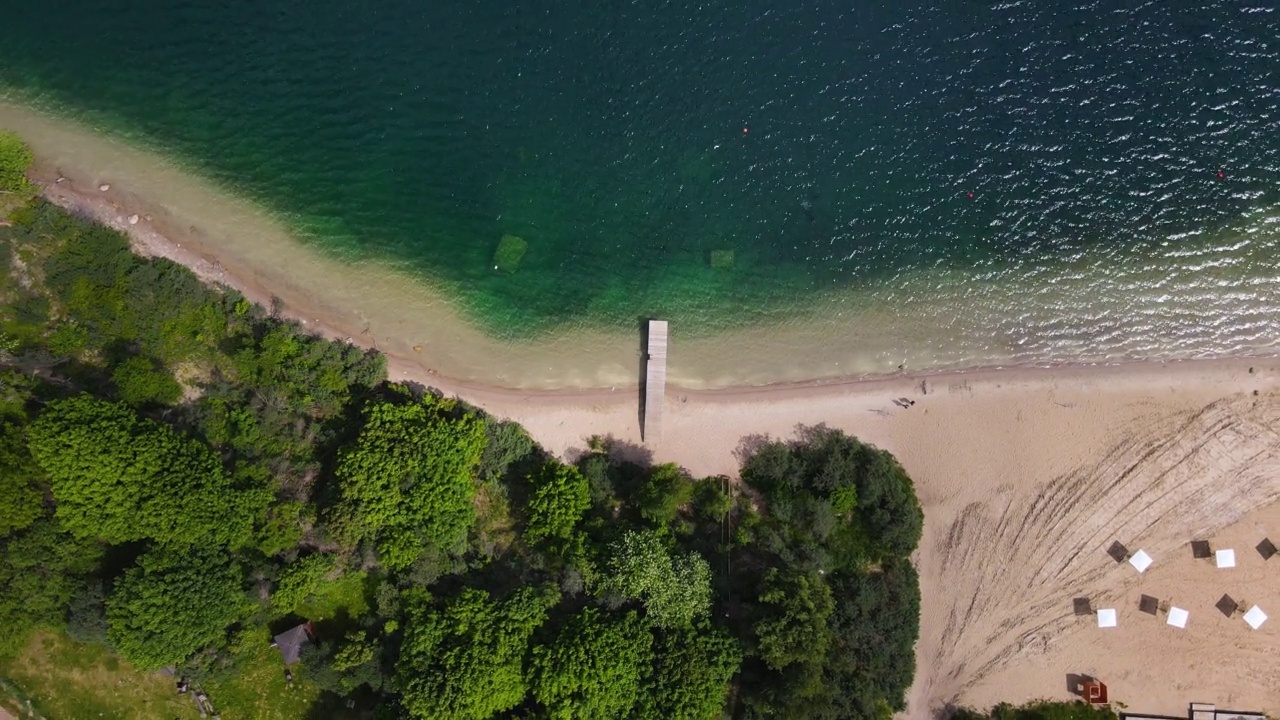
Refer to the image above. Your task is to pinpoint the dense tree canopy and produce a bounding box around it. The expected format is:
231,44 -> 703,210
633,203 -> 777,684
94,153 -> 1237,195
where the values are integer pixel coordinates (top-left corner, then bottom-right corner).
0,408 -> 43,538
635,462 -> 695,525
824,558 -> 922,718
597,529 -> 712,629
271,553 -> 337,614
741,426 -> 923,563
734,427 -> 924,718
27,395 -> 268,547
753,568 -> 834,671
0,196 -> 926,719
633,624 -> 742,720
333,392 -> 487,569
522,461 -> 590,552
106,546 -> 247,670
397,586 -> 559,720
0,518 -> 101,655
530,608 -> 654,720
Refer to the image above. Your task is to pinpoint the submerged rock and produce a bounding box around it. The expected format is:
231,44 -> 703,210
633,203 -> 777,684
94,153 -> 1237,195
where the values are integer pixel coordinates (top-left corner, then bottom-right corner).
492,234 -> 529,273
710,249 -> 734,269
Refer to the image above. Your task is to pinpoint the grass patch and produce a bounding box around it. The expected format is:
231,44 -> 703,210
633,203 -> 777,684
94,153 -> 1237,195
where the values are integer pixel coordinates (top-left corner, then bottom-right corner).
473,482 -> 518,558
296,571 -> 371,623
0,630 -> 198,720
492,234 -> 528,273
202,637 -> 321,720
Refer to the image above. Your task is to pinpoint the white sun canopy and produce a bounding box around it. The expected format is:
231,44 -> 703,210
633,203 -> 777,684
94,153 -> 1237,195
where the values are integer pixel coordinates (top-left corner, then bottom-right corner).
1129,549 -> 1153,573
1244,605 -> 1267,630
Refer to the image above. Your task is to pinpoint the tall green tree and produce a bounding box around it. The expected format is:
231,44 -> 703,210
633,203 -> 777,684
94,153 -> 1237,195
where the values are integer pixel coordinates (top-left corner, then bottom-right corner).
334,391 -> 487,570
632,623 -> 742,720
0,517 -> 102,656
523,461 -> 590,551
302,630 -> 387,696
0,409 -> 43,537
740,426 -> 923,564
635,463 -> 695,525
396,586 -> 559,720
753,568 -> 834,671
106,545 -> 247,671
27,395 -> 268,547
596,529 -> 712,628
530,608 -> 654,719
823,558 -> 922,717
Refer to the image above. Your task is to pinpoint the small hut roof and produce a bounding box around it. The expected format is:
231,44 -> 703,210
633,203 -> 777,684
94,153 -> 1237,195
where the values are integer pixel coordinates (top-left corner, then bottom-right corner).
273,623 -> 314,665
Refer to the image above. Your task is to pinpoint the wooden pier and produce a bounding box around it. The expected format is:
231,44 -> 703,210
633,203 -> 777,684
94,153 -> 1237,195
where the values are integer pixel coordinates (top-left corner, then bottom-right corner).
642,320 -> 668,442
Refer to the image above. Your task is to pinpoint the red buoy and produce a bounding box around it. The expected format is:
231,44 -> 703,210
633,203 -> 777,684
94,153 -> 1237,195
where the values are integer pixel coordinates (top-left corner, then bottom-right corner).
967,192 -> 974,198
743,127 -> 749,134
1218,171 -> 1225,179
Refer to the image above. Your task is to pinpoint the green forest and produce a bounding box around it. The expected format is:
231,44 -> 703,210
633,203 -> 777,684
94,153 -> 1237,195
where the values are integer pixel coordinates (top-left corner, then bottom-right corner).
0,135 -> 924,719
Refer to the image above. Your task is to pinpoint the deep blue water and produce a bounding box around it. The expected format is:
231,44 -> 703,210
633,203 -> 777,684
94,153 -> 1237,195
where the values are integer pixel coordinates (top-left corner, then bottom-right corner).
1,0 -> 1278,338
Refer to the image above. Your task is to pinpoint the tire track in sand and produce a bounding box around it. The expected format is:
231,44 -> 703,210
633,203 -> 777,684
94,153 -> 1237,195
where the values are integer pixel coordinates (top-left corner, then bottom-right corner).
921,393 -> 1280,710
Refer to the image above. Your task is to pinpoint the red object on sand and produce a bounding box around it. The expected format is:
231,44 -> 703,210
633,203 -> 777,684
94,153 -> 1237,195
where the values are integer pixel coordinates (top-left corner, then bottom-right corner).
1081,679 -> 1108,704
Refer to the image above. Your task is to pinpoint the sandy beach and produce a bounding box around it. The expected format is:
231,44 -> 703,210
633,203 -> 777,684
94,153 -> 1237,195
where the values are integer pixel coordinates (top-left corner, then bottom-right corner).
7,108 -> 1280,717
472,358 -> 1280,717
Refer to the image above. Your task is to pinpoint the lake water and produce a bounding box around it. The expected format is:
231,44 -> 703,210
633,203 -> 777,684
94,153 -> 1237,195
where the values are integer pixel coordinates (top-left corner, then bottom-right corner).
1,1 -> 1279,384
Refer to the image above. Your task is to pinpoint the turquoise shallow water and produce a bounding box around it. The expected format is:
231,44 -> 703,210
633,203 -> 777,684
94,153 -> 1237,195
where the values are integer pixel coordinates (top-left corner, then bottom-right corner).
1,1 -> 1279,353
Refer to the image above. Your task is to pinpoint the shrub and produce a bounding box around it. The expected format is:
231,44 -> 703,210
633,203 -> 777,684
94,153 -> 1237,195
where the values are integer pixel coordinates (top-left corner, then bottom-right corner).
272,553 -> 337,614
636,463 -> 695,526
112,355 -> 182,406
478,419 -> 537,482
0,131 -> 33,194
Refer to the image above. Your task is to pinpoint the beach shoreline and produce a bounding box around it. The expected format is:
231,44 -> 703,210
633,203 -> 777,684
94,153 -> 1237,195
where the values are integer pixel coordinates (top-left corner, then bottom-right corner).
24,164 -> 1280,409
10,105 -> 1280,717
31,167 -> 1280,412
8,100 -> 1280,395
